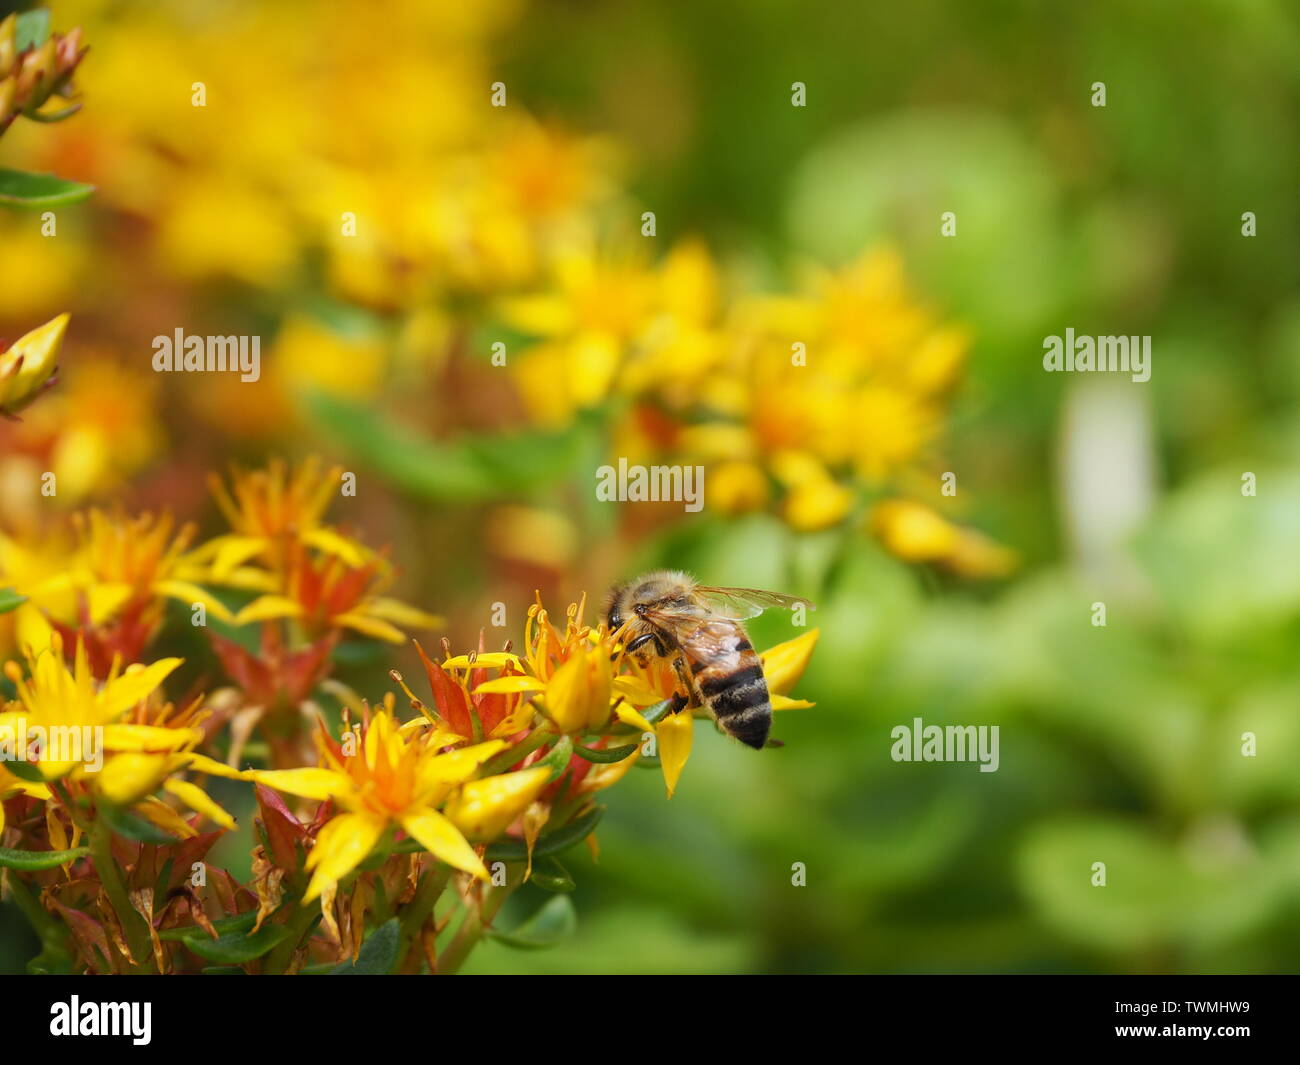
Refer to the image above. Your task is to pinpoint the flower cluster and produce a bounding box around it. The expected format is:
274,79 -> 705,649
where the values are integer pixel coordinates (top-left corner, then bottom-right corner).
0,457 -> 819,974
0,3 -> 1007,576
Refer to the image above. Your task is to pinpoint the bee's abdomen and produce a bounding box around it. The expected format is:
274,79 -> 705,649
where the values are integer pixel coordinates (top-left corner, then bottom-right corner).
694,653 -> 771,750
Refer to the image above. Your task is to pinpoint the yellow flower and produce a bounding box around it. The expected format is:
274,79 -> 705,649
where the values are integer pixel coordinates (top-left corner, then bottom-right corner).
496,596 -> 650,737
3,511 -> 232,673
0,313 -> 66,416
229,541 -> 442,644
543,641 -> 614,733
247,710 -> 506,901
870,500 -> 1016,578
0,635 -> 236,836
199,457 -> 363,579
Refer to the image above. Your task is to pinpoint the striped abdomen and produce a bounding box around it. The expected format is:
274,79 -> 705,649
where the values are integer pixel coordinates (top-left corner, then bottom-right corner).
682,625 -> 771,749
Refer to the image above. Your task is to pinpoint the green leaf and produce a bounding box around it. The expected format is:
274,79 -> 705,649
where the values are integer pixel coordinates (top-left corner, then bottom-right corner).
15,10 -> 51,51
529,857 -> 575,894
182,921 -> 292,964
328,917 -> 401,974
98,804 -> 178,845
304,390 -> 600,502
0,588 -> 26,614
158,909 -> 259,943
0,758 -> 45,783
0,845 -> 89,871
572,741 -> 639,764
486,895 -> 576,950
535,735 -> 573,781
486,805 -> 603,862
638,699 -> 676,727
0,169 -> 95,209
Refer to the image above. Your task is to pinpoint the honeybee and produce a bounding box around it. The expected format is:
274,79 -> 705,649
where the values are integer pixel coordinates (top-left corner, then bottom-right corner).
605,570 -> 815,749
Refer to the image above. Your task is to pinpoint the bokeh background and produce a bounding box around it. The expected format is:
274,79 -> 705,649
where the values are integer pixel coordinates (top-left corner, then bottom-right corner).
3,0 -> 1300,973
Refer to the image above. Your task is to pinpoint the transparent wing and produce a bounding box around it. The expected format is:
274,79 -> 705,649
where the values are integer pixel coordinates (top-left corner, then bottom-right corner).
692,586 -> 816,621
645,610 -> 752,667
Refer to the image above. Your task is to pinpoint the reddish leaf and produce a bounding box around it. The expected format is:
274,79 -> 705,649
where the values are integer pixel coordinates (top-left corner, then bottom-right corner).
256,783 -> 307,871
414,640 -> 473,736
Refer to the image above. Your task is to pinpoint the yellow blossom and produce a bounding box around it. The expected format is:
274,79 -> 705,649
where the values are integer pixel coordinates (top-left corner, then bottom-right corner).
246,710 -> 506,901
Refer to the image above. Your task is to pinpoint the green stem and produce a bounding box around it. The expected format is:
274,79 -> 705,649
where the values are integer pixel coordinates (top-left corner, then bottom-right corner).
438,880 -> 514,975
3,868 -> 59,942
396,863 -> 452,972
479,727 -> 555,777
263,898 -> 321,974
88,817 -> 152,973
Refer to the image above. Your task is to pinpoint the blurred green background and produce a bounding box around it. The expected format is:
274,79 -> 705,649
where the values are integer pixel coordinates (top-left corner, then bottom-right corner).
476,0 -> 1300,973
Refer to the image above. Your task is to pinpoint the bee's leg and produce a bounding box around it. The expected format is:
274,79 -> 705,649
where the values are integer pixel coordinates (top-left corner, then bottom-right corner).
668,656 -> 694,714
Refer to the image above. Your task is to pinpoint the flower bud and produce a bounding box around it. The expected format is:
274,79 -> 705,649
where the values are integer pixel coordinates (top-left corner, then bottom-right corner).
0,313 -> 68,416
0,19 -> 86,134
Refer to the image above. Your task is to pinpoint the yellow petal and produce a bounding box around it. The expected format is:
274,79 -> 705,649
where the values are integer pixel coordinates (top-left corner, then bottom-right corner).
612,701 -> 655,734
442,652 -> 522,670
304,813 -> 386,901
200,535 -> 268,580
544,647 -> 611,734
488,703 -> 537,738
100,658 -> 182,718
443,767 -> 551,841
233,595 -> 303,626
657,710 -> 693,799
612,675 -> 667,708
399,807 -> 487,880
97,753 -> 171,805
133,796 -> 199,839
13,603 -> 53,656
771,695 -> 815,711
759,629 -> 820,697
182,752 -> 252,779
364,597 -> 445,630
152,580 -> 234,623
473,676 -> 545,695
301,527 -> 368,567
86,582 -> 133,625
251,767 -> 350,802
333,611 -> 406,643
101,724 -> 203,751
163,778 -> 237,830
421,740 -> 507,785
